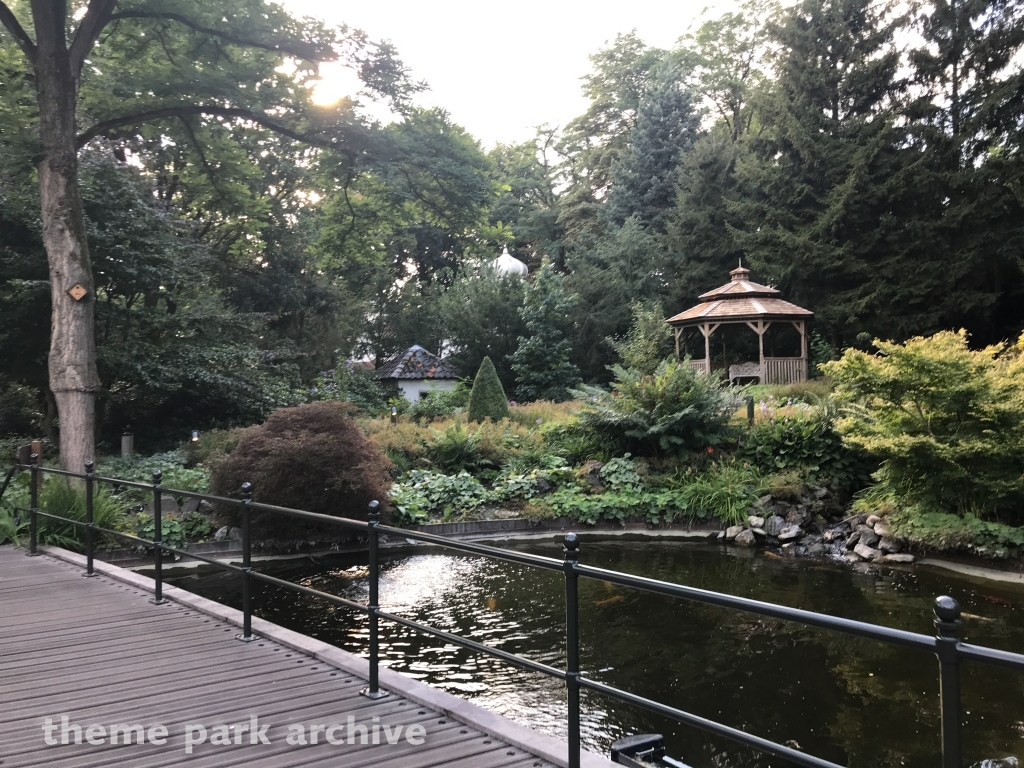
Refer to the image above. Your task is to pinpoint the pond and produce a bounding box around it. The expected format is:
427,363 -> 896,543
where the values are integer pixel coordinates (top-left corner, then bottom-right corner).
163,539 -> 1024,768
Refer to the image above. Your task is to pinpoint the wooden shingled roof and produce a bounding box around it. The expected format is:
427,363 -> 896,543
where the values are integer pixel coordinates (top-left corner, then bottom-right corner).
373,345 -> 462,381
667,265 -> 813,325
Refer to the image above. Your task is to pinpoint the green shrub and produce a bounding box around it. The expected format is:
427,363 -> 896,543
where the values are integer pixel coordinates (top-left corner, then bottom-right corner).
468,357 -> 510,422
98,451 -> 211,512
181,426 -> 257,468
408,385 -> 470,424
739,410 -> 867,489
389,470 -> 490,525
427,422 -> 490,474
181,511 -> 212,541
38,479 -> 127,550
0,509 -> 27,545
607,301 -> 674,375
131,512 -> 188,551
211,401 -> 395,537
675,461 -> 765,526
534,485 -> 696,526
571,358 -> 733,455
312,363 -> 391,416
824,330 -> 1024,519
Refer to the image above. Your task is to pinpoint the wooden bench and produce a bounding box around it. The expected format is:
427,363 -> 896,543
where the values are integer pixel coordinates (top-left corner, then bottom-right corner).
729,361 -> 761,385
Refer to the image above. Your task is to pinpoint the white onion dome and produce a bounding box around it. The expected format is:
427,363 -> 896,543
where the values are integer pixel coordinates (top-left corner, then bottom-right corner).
491,245 -> 529,277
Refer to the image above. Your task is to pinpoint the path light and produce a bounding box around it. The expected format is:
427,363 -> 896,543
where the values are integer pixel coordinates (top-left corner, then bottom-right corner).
191,430 -> 200,442
390,406 -> 397,425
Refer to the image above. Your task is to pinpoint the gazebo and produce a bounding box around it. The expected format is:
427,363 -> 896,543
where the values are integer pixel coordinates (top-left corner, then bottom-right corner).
666,264 -> 814,384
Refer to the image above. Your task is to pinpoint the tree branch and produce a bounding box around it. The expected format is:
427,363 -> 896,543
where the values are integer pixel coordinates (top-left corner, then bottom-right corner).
77,104 -> 350,149
69,0 -> 118,75
0,0 -> 37,61
107,10 -> 334,62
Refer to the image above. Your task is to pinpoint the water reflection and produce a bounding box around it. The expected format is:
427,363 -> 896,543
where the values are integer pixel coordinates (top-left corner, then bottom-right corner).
167,540 -> 1024,768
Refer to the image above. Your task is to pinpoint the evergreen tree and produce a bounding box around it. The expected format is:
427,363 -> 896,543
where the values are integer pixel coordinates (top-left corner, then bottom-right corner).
467,356 -> 509,422
730,0 -> 908,346
566,216 -> 666,381
900,0 -> 1024,342
511,265 -> 582,401
603,76 -> 700,233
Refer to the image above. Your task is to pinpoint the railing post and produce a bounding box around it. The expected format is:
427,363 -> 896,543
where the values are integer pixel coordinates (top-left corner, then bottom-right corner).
83,461 -> 96,577
563,532 -> 581,768
150,470 -> 167,604
934,595 -> 963,768
237,482 -> 255,642
362,500 -> 387,698
28,453 -> 39,556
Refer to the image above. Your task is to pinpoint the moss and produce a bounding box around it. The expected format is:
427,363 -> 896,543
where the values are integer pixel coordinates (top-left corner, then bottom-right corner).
468,357 -> 510,423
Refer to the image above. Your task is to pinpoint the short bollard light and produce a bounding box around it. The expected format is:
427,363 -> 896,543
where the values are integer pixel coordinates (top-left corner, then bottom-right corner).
390,406 -> 397,425
191,430 -> 200,442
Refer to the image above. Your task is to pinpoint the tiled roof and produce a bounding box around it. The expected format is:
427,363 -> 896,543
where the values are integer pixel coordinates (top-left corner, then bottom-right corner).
667,265 -> 813,326
373,345 -> 462,381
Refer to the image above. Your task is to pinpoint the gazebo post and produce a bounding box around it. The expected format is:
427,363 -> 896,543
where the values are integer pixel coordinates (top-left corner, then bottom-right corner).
674,327 -> 681,360
795,320 -> 808,382
757,321 -> 765,381
702,323 -> 711,375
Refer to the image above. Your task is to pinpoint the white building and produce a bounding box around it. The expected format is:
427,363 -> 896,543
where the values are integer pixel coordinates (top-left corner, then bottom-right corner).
373,345 -> 462,403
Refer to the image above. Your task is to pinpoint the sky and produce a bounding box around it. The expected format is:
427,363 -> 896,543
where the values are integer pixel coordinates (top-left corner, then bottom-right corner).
285,0 -> 735,148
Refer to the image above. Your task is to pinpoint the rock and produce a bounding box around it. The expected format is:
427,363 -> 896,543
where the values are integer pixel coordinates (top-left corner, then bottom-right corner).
823,530 -> 837,543
580,461 -> 605,491
214,526 -> 230,542
857,525 -> 880,547
881,553 -> 915,564
764,515 -> 787,537
757,494 -> 773,507
734,529 -> 757,548
843,552 -> 861,564
786,509 -> 808,525
806,542 -> 827,557
147,494 -> 181,515
725,525 -> 746,541
181,497 -> 201,514
228,527 -> 243,542
813,486 -> 829,499
845,531 -> 861,550
873,521 -> 890,537
865,514 -> 881,527
778,524 -> 803,542
534,477 -> 553,494
854,541 -> 884,561
878,537 -> 902,553
751,527 -> 767,538
781,542 -> 798,556
748,515 -> 765,529
717,531 -> 725,542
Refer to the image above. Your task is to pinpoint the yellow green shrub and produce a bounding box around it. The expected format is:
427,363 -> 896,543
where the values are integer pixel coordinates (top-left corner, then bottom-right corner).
824,330 -> 1024,519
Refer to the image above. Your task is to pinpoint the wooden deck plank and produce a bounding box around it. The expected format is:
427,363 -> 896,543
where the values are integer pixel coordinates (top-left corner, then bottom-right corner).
0,546 -> 570,768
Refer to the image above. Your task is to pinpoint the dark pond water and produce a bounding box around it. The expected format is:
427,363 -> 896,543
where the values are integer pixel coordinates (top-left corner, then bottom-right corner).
164,539 -> 1024,768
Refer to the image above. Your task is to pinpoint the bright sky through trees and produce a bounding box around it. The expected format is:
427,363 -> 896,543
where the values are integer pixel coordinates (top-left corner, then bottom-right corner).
286,0 -> 734,147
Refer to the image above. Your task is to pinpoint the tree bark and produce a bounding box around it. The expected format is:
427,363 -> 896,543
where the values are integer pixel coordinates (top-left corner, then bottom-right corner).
32,0 -> 100,471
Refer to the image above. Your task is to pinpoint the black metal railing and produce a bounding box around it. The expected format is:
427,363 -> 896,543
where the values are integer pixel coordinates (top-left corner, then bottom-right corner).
4,455 -> 1024,768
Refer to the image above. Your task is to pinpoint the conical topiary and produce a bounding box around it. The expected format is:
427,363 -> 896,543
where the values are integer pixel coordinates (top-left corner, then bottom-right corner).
467,356 -> 510,422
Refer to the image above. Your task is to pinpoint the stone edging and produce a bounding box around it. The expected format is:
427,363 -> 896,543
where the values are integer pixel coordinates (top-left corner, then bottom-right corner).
917,557 -> 1024,586
39,545 -> 614,768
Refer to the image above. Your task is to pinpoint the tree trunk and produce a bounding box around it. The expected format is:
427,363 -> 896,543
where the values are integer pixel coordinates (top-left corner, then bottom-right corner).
32,0 -> 100,472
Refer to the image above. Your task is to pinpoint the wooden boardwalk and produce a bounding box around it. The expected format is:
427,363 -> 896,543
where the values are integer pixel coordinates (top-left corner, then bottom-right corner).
0,546 -> 594,768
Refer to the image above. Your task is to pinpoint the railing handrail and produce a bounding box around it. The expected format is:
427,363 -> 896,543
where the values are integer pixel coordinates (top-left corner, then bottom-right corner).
5,460 -> 1024,768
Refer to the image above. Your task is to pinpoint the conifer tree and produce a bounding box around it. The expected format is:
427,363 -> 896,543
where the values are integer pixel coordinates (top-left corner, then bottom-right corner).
467,357 -> 509,422
511,265 -> 582,401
